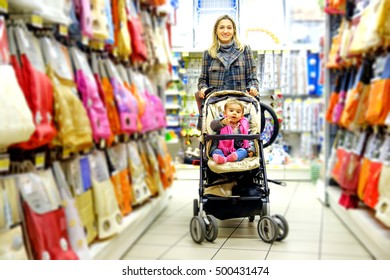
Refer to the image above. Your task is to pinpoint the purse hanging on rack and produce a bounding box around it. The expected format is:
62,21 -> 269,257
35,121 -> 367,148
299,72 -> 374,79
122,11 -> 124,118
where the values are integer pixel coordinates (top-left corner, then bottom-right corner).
374,134 -> 390,227
106,144 -> 133,216
153,134 -> 175,189
9,23 -> 57,150
40,37 -> 93,152
365,53 -> 390,126
0,176 -> 29,260
126,141 -> 151,206
14,164 -> 78,260
97,55 -> 122,145
89,150 -> 122,239
61,156 -> 97,244
52,162 -> 91,260
332,67 -> 355,125
326,72 -> 343,123
112,0 -> 132,60
363,132 -> 386,209
90,0 -> 110,41
127,0 -> 148,63
337,131 -> 368,209
104,58 -> 139,134
69,46 -> 112,144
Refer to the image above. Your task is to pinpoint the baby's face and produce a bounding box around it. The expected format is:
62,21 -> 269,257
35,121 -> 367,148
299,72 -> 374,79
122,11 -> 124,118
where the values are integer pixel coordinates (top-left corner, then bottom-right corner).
224,104 -> 243,124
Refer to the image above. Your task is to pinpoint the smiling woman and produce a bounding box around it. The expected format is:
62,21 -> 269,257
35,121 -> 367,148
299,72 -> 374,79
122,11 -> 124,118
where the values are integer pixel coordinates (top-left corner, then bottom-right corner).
195,14 -> 259,115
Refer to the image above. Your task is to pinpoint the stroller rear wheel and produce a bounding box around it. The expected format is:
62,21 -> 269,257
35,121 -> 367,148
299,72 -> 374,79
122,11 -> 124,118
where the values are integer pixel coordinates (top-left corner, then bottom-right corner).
273,214 -> 289,241
190,216 -> 206,244
257,215 -> 279,243
205,215 -> 218,242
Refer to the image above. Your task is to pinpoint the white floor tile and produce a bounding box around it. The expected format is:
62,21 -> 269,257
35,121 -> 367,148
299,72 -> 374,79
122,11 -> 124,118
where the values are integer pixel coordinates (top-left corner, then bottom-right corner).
213,248 -> 269,260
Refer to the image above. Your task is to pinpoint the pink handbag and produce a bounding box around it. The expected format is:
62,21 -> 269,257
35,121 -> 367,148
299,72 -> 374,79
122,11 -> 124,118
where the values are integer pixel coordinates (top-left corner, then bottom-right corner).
110,77 -> 139,134
75,69 -> 112,143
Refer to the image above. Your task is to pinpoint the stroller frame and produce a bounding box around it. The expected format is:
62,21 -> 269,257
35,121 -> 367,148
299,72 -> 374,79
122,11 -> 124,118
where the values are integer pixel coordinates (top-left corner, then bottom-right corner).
190,90 -> 288,244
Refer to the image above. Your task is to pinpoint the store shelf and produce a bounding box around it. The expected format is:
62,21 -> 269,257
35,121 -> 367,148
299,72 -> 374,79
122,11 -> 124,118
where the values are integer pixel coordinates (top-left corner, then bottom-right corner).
89,189 -> 172,260
327,185 -> 390,260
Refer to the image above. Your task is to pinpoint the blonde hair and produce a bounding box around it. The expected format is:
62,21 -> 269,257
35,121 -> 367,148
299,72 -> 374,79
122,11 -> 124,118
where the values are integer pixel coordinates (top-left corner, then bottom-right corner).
224,99 -> 245,112
208,14 -> 245,58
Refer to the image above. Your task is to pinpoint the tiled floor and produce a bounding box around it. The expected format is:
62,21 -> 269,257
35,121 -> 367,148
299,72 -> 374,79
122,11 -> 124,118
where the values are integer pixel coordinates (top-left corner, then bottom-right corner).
121,169 -> 374,260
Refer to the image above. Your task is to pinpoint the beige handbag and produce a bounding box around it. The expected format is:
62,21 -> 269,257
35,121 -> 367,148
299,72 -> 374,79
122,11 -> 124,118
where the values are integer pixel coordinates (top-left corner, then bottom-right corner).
0,177 -> 27,260
0,65 -> 35,150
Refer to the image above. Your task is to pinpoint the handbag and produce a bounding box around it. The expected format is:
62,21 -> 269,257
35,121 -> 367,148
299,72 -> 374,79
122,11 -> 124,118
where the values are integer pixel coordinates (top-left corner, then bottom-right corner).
61,156 -> 97,244
0,64 -> 35,150
126,141 -> 151,205
15,172 -> 78,260
127,0 -> 148,63
70,47 -> 112,143
52,162 -> 91,259
112,0 -> 132,60
10,23 -> 57,150
89,150 -> 122,239
365,54 -> 390,125
41,37 -> 93,152
104,59 -> 139,134
106,144 -> 133,216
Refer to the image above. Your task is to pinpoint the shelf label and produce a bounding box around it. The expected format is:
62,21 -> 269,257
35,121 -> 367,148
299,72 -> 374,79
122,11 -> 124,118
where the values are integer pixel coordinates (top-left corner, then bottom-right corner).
0,154 -> 10,172
0,0 -> 8,13
31,15 -> 43,28
35,153 -> 45,169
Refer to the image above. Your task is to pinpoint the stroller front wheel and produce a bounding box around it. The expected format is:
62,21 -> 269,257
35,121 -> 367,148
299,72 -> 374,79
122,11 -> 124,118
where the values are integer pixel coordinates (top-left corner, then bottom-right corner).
257,215 -> 279,243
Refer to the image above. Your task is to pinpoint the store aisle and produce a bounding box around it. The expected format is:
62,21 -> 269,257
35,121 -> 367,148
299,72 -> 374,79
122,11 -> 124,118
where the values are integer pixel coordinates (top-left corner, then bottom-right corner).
121,168 -> 374,260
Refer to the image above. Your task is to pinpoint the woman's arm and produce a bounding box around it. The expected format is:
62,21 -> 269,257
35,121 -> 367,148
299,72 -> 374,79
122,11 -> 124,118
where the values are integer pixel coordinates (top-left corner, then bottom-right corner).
244,45 -> 259,91
197,50 -> 210,92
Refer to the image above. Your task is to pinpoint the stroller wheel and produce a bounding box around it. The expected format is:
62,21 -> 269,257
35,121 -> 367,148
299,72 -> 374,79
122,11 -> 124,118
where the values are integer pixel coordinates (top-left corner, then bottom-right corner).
205,215 -> 218,242
257,216 -> 279,243
248,216 -> 255,222
193,199 -> 199,216
273,214 -> 289,241
190,216 -> 206,244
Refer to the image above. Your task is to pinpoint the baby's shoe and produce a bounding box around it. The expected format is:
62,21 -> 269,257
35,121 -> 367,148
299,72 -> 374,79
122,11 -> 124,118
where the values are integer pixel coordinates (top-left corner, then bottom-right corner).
212,154 -> 226,164
226,152 -> 238,162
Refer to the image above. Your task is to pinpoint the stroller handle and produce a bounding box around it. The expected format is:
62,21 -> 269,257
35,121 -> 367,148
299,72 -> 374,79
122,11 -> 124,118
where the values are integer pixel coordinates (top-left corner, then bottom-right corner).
205,134 -> 260,141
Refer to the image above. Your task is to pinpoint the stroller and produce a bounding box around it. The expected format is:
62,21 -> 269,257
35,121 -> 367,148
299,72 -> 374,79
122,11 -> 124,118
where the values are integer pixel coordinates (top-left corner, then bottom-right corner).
190,90 -> 289,244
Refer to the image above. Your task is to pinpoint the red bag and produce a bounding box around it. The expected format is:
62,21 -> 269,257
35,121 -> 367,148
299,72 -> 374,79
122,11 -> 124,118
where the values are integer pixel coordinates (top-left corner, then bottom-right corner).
10,26 -> 57,150
363,161 -> 383,209
127,2 -> 148,63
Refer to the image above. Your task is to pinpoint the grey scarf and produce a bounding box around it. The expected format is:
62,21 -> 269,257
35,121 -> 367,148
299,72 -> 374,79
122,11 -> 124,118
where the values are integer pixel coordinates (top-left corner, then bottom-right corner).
219,40 -> 235,67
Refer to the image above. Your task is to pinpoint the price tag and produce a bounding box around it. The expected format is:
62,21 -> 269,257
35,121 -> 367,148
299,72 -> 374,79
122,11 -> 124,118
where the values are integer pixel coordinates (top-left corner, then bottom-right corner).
0,0 -> 8,13
35,153 -> 45,169
31,15 -> 43,28
182,52 -> 189,57
62,148 -> 71,159
179,68 -> 186,74
59,25 -> 68,37
81,36 -> 89,46
0,154 -> 10,172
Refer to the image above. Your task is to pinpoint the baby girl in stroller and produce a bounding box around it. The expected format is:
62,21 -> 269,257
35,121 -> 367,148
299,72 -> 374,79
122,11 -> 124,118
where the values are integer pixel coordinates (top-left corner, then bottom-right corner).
210,99 -> 256,164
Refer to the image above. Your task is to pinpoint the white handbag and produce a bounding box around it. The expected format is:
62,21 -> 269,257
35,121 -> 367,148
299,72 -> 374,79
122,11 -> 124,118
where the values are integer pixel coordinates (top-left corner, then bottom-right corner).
0,65 -> 35,149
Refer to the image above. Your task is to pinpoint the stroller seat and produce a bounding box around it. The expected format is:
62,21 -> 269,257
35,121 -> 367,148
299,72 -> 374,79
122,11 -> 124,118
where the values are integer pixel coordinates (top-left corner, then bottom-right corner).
202,91 -> 262,173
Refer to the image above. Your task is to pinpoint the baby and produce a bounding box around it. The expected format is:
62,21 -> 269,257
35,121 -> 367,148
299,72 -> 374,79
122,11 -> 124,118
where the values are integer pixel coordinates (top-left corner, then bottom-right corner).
210,99 -> 255,164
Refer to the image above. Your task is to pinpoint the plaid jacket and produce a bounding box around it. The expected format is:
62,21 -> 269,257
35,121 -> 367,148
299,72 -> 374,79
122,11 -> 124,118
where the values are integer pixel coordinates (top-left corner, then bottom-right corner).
197,44 -> 259,93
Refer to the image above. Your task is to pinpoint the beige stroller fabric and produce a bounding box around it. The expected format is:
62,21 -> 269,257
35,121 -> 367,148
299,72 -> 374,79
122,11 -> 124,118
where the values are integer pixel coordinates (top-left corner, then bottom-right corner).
202,90 -> 262,174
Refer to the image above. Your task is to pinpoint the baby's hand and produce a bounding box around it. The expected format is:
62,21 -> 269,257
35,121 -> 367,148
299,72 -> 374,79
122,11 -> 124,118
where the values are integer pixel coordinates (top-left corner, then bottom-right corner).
220,117 -> 230,125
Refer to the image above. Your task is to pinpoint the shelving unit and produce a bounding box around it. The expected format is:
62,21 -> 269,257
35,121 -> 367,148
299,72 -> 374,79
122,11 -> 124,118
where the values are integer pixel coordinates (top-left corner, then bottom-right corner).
322,4 -> 390,260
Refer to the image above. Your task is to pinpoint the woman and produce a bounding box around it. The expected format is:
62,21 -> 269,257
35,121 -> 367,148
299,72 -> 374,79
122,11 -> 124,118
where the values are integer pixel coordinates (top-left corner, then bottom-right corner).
196,14 -> 259,109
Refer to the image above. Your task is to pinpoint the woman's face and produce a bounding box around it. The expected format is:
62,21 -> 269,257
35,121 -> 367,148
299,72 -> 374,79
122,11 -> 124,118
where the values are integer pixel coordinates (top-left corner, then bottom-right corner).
216,19 -> 234,44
